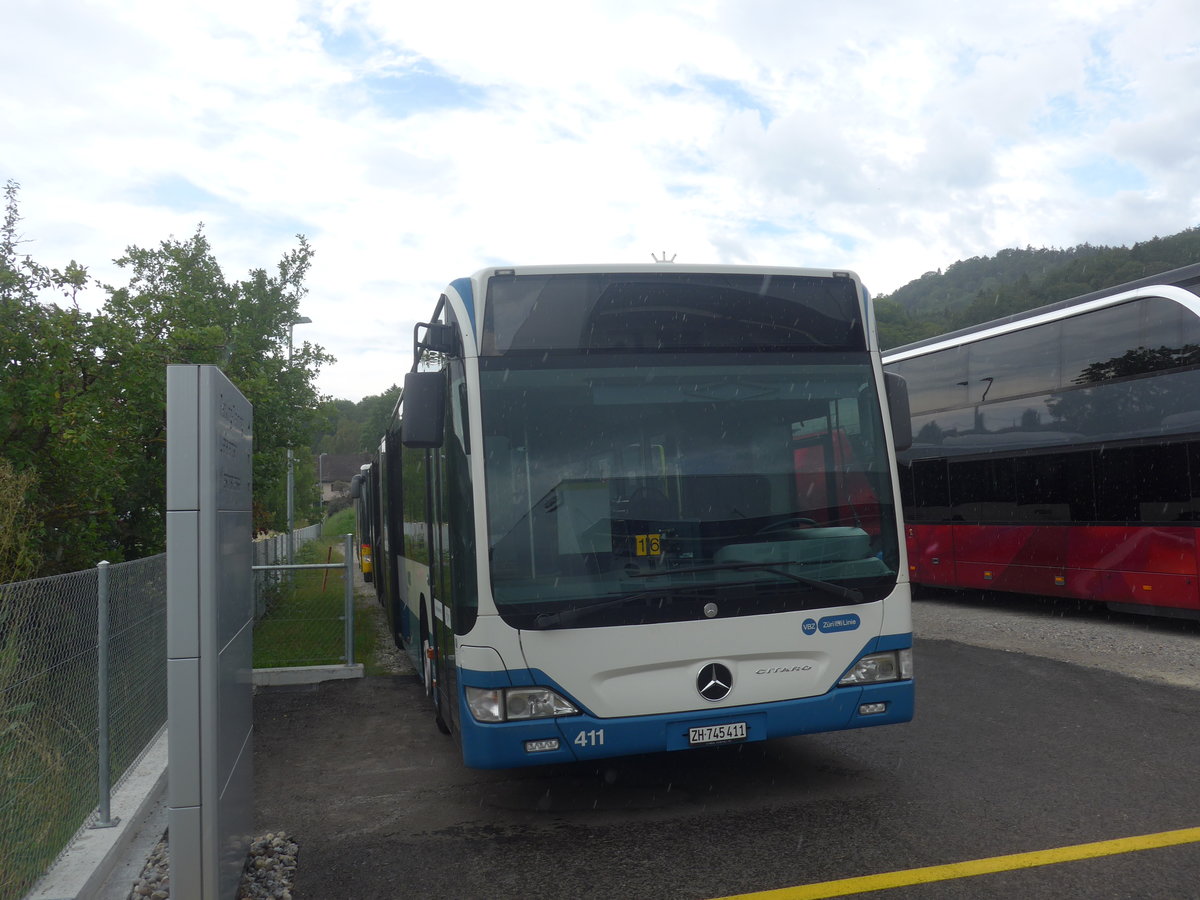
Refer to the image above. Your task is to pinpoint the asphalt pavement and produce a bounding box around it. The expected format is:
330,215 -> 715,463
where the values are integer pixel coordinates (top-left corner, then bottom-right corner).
248,593 -> 1200,900
44,588 -> 1198,899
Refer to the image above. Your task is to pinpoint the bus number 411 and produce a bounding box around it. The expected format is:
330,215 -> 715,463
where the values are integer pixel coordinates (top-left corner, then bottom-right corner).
574,729 -> 605,747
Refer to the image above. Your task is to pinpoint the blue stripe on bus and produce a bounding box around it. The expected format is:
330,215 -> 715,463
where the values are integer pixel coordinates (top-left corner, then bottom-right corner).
455,634 -> 914,769
450,277 -> 475,331
863,631 -> 913,653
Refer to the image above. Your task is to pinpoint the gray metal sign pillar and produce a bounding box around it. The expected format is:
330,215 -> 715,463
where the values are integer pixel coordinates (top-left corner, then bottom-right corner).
166,365 -> 255,900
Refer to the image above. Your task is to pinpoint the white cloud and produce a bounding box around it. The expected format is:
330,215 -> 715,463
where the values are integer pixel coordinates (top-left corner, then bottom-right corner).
3,0 -> 1197,400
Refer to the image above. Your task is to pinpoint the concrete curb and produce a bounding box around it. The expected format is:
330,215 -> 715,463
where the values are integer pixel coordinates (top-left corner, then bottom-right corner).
252,663 -> 364,686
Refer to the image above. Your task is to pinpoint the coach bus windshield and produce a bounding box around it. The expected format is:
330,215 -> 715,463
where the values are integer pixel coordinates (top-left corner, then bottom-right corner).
481,357 -> 900,630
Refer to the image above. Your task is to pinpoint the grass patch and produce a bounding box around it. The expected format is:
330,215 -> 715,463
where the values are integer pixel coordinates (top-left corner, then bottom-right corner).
253,512 -> 378,670
253,538 -> 352,668
1,598 -> 98,900
321,507 -> 356,539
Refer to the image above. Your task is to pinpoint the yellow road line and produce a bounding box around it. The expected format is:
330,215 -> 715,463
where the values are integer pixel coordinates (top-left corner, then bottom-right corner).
713,826 -> 1200,900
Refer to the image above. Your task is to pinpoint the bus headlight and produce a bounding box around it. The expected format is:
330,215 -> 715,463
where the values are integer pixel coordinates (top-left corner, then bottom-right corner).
838,648 -> 913,685
505,687 -> 578,720
465,687 -> 505,722
465,686 -> 579,722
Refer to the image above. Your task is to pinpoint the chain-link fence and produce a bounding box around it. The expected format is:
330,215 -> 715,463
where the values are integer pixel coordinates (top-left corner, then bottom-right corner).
0,524 -> 327,900
0,555 -> 166,900
252,523 -> 323,620
252,532 -> 356,669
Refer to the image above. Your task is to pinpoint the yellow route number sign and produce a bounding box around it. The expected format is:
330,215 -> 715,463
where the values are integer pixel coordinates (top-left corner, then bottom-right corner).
635,534 -> 662,556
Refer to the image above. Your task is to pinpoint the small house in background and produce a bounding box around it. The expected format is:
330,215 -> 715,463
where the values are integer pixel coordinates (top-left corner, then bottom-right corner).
317,453 -> 372,509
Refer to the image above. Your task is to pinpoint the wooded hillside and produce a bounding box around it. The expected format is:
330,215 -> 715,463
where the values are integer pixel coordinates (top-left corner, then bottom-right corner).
876,227 -> 1200,349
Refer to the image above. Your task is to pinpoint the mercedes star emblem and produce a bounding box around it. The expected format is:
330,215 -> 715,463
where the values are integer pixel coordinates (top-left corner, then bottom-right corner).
696,662 -> 733,701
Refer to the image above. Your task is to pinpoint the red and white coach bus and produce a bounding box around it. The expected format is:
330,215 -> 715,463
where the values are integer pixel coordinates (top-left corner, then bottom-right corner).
883,263 -> 1200,618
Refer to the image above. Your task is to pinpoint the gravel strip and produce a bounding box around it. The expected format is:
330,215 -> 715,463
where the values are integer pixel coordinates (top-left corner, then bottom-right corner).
913,589 -> 1200,689
126,831 -> 298,899
361,587 -> 414,676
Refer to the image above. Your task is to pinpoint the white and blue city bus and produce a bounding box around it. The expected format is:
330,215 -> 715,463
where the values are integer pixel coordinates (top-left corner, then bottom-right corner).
368,264 -> 915,768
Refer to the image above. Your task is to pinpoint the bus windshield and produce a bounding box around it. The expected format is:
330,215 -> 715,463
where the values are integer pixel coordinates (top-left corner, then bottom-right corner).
481,356 -> 900,629
480,271 -> 864,355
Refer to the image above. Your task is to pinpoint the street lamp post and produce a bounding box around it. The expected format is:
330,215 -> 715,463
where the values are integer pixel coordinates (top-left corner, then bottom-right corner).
287,316 -> 312,567
318,452 -> 328,516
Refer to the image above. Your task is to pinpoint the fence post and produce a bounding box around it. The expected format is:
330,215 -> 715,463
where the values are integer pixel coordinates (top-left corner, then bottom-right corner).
343,533 -> 354,667
93,560 -> 118,828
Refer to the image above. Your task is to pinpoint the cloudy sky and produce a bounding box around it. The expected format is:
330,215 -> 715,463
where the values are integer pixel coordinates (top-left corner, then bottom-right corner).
5,0 -> 1198,401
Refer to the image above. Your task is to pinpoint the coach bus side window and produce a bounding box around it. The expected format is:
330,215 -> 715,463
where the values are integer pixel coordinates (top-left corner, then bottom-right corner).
1188,443 -> 1200,521
948,457 -> 1017,522
897,462 -> 915,514
1094,444 -> 1189,522
382,431 -> 405,574
1013,453 -> 1093,522
967,323 -> 1061,405
910,459 -> 950,522
1061,303 -> 1146,387
896,348 -> 967,416
403,439 -> 429,564
1139,296 -> 1189,350
912,409 -> 976,444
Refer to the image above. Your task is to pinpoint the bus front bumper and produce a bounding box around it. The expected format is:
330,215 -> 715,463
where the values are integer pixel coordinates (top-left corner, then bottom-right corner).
457,679 -> 914,769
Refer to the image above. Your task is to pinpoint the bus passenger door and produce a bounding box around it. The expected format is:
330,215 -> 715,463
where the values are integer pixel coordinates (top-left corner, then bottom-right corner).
429,447 -> 457,735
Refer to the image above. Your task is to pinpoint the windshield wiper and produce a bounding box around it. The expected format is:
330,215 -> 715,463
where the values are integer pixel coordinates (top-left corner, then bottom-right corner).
532,562 -> 864,630
533,585 -> 706,630
630,561 -> 864,604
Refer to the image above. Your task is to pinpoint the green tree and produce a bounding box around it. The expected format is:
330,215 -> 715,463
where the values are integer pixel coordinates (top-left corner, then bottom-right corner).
876,297 -> 945,349
355,385 -> 400,452
98,227 -> 334,541
876,228 -> 1200,351
312,399 -> 371,455
1,179 -> 113,572
308,385 -> 400,458
1,179 -> 333,574
0,458 -> 39,582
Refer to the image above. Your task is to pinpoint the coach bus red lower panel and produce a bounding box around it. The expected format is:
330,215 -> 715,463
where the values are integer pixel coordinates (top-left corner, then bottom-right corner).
1066,525 -> 1199,611
1066,525 -> 1195,576
906,523 -> 1200,612
952,524 -> 1069,596
905,524 -> 957,586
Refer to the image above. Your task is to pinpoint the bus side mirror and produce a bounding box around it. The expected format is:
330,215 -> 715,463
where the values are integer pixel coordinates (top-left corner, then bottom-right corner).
401,371 -> 446,449
885,372 -> 912,452
349,474 -> 363,499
